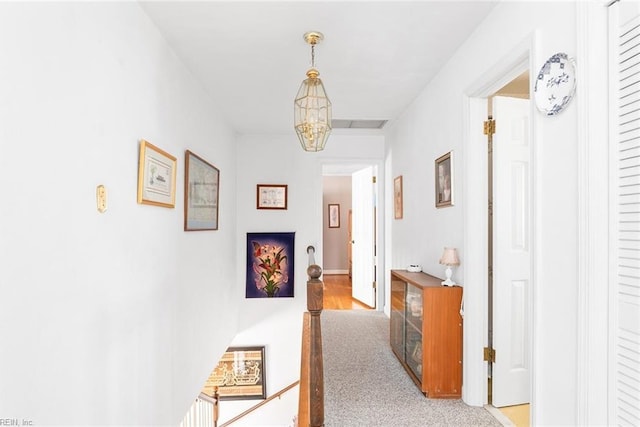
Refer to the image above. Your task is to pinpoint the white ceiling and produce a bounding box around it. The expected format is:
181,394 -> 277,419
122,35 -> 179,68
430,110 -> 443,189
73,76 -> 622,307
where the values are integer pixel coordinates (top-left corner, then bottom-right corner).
139,1 -> 499,135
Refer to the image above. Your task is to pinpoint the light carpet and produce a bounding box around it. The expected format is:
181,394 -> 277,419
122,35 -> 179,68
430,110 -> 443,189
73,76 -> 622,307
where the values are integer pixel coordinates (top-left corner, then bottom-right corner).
321,309 -> 501,427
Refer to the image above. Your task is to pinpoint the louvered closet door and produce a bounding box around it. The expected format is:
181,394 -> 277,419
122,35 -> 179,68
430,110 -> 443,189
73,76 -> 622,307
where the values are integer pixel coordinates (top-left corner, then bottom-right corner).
613,2 -> 640,425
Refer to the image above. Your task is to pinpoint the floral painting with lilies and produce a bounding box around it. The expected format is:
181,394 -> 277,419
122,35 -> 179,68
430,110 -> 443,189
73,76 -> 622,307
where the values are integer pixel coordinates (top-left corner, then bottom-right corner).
246,232 -> 295,298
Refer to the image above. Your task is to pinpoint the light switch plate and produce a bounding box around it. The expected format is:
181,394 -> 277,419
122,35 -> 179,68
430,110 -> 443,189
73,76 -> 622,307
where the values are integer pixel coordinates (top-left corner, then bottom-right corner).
96,185 -> 107,213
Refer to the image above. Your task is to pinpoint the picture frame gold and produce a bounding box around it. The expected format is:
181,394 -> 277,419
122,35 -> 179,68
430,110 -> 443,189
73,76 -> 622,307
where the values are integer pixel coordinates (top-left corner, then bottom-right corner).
201,346 -> 266,401
184,150 -> 220,231
256,184 -> 288,210
328,204 -> 340,228
435,151 -> 454,208
394,175 -> 403,219
137,139 -> 177,208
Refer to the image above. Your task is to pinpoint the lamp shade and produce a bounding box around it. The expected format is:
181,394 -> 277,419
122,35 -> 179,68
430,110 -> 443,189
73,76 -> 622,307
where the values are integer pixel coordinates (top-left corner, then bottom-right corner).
439,247 -> 460,266
294,68 -> 332,152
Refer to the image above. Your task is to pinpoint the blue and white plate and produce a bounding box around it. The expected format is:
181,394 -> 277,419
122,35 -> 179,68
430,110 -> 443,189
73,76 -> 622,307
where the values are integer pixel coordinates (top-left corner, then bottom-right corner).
534,53 -> 576,116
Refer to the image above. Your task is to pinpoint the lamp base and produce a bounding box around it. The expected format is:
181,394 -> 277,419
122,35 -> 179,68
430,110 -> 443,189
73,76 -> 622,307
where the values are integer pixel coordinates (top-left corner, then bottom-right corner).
441,266 -> 455,286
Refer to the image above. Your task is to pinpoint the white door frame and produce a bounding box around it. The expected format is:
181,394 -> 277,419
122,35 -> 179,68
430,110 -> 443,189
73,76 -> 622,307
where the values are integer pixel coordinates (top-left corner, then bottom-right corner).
461,33 -> 541,419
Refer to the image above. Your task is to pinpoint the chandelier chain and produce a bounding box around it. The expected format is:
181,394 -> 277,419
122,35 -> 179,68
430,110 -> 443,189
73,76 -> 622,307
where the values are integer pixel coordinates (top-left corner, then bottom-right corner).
311,44 -> 316,68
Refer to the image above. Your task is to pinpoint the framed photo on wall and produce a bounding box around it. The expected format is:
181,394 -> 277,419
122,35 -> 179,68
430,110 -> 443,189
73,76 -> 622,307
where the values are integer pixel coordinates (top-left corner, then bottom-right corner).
201,346 -> 266,400
137,139 -> 177,208
328,204 -> 340,228
435,151 -> 454,208
184,150 -> 220,231
394,175 -> 403,219
256,184 -> 288,209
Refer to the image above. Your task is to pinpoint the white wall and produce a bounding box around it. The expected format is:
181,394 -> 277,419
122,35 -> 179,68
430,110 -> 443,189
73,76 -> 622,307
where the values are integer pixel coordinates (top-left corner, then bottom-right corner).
386,1 -> 585,425
0,3 -> 238,425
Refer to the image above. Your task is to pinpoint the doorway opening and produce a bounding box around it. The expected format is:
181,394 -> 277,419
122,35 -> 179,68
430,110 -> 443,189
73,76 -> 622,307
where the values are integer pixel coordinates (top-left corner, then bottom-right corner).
321,163 -> 379,311
462,36 -> 538,426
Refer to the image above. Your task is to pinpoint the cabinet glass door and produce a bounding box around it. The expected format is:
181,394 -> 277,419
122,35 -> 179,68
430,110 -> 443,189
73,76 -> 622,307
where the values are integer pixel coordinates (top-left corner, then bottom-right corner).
390,276 -> 405,359
404,283 -> 423,381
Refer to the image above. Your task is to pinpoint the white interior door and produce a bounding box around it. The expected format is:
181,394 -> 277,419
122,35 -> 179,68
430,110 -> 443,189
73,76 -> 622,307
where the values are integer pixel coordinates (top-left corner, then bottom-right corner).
351,166 -> 376,307
492,96 -> 531,407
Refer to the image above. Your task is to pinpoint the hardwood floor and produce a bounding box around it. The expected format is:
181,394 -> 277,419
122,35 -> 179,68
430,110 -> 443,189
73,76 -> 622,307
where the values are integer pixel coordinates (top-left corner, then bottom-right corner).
322,274 -> 372,310
499,404 -> 530,427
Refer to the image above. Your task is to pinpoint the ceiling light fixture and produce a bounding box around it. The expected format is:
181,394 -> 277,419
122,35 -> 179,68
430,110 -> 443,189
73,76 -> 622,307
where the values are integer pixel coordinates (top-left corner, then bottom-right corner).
294,31 -> 332,152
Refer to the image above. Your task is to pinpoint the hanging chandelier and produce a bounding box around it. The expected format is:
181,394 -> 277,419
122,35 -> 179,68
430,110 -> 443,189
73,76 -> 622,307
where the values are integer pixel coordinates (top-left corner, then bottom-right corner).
294,31 -> 332,152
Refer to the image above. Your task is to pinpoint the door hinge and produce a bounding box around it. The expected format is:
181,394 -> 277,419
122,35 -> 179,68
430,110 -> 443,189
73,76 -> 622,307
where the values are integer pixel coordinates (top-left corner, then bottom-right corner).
483,118 -> 496,136
484,347 -> 496,363
372,176 -> 377,184
372,281 -> 377,289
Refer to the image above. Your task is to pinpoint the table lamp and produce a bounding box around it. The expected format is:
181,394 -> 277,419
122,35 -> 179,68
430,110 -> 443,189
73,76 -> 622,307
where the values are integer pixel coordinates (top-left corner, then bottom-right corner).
439,247 -> 460,286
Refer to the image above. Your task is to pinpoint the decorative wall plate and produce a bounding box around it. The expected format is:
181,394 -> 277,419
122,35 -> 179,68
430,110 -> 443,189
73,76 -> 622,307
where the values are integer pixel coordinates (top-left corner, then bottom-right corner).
534,52 -> 576,116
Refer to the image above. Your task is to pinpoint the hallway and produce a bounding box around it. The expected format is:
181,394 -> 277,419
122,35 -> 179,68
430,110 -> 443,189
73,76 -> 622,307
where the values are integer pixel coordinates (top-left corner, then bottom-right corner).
321,273 -> 528,427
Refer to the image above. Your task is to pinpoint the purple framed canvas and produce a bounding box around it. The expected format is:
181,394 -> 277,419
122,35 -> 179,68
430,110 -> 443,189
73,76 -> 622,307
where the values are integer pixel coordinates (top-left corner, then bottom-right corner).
246,232 -> 295,298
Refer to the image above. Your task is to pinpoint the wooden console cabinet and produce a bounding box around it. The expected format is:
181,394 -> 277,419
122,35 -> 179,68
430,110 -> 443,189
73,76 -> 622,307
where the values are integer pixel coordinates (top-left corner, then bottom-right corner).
390,269 -> 463,398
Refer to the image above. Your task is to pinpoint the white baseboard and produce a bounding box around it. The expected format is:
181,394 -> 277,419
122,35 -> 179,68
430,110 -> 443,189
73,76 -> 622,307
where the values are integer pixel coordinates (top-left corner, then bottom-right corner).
322,269 -> 349,275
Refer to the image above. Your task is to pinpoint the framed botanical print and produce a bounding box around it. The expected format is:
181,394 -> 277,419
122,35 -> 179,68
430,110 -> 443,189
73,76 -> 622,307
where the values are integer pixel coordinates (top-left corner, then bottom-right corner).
394,175 -> 403,219
246,232 -> 295,298
328,204 -> 340,228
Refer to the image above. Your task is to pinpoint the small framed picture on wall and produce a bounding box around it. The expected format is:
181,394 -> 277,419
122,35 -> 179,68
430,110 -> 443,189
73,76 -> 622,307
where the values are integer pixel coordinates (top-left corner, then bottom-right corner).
328,204 -> 340,228
394,175 -> 403,219
137,139 -> 177,208
435,151 -> 453,208
256,184 -> 288,210
201,346 -> 266,400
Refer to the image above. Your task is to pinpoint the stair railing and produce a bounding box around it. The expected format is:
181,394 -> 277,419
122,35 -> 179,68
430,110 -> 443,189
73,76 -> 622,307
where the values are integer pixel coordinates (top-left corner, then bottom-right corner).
181,382 -> 300,427
180,390 -> 218,427
219,381 -> 300,427
298,245 -> 324,427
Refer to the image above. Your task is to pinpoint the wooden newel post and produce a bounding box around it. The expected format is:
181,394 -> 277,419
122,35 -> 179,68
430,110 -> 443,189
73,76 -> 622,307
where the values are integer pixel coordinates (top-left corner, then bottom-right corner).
307,263 -> 324,427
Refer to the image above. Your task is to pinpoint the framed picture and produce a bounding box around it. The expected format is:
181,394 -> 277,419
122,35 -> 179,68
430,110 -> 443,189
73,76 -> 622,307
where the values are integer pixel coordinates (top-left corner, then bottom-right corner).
246,232 -> 295,298
435,151 -> 454,208
256,184 -> 288,210
328,204 -> 340,228
394,175 -> 403,219
201,346 -> 266,401
137,139 -> 177,208
184,150 -> 220,231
